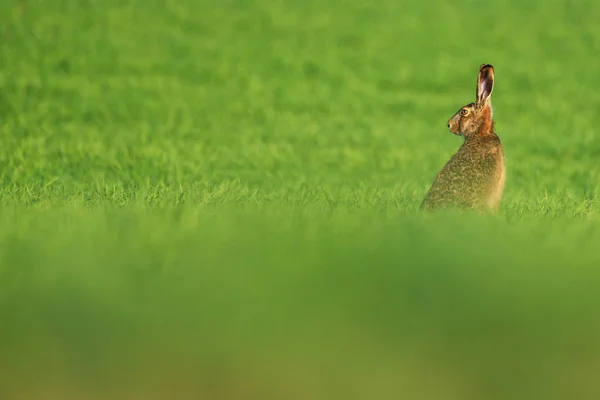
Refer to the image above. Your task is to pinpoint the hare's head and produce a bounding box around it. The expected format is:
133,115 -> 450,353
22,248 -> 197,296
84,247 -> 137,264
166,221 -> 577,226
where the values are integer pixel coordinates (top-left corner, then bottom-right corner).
448,64 -> 495,138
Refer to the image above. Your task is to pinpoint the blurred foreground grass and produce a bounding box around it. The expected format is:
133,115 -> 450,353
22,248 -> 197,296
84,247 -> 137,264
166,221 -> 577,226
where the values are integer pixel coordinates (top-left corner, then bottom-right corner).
1,204 -> 600,399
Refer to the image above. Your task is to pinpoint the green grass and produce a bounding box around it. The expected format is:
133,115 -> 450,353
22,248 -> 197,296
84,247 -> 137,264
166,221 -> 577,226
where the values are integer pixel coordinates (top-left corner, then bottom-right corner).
1,0 -> 600,398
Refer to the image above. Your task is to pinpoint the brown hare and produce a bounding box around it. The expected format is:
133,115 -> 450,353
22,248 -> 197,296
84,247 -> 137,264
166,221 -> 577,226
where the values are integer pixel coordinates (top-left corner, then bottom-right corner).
420,64 -> 505,212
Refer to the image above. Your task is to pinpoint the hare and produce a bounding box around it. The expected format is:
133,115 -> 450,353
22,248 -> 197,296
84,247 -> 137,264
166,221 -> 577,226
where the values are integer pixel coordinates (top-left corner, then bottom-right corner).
420,64 -> 505,212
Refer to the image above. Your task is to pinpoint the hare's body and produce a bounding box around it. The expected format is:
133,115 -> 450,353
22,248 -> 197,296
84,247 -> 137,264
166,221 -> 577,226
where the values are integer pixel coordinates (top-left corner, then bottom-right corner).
421,64 -> 505,212
421,133 -> 505,211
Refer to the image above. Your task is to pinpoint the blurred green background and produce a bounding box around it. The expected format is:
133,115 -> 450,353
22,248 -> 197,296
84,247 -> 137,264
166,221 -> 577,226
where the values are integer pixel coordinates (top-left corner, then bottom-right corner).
0,0 -> 599,399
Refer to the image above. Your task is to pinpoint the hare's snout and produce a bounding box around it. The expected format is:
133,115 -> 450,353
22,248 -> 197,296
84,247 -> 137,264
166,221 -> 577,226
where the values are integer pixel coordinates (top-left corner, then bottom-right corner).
447,116 -> 461,135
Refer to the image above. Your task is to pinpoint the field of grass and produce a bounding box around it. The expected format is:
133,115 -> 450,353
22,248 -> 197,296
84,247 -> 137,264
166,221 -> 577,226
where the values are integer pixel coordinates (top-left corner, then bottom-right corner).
1,0 -> 600,398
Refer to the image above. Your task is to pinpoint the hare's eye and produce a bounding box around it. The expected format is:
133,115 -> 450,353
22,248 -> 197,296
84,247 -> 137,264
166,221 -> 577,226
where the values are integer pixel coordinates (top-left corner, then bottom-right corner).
460,109 -> 469,116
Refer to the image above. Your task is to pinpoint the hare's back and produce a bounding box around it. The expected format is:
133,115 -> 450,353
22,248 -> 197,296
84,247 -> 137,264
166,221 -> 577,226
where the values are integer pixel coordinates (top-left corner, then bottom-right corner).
422,137 -> 504,210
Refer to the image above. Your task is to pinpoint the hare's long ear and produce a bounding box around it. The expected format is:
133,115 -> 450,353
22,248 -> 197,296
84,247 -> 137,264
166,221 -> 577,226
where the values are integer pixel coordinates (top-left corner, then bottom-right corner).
476,64 -> 494,106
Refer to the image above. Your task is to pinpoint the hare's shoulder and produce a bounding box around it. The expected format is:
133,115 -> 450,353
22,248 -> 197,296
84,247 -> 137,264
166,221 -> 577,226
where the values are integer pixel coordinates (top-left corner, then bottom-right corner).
429,136 -> 503,190
451,135 -> 503,173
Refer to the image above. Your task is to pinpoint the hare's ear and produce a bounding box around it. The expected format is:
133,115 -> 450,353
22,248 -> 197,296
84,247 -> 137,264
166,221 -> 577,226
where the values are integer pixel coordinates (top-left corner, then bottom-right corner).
476,64 -> 494,106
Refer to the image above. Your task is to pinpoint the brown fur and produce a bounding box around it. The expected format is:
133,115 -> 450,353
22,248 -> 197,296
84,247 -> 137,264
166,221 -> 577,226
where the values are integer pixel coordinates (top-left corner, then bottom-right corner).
420,64 -> 505,212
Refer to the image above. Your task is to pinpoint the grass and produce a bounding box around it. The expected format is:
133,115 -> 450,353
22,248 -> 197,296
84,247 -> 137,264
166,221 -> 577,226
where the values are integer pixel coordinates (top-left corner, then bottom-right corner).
1,0 -> 600,398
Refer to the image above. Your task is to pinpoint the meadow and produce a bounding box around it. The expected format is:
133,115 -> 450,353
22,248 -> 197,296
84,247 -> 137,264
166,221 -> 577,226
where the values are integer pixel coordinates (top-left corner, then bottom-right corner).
1,0 -> 600,398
